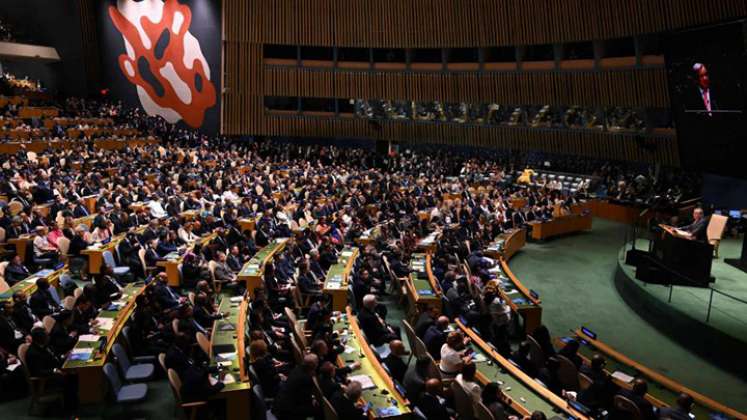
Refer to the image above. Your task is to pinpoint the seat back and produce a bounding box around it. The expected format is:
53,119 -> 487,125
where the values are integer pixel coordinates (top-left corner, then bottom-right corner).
0,226 -> 5,243
614,394 -> 643,420
18,342 -> 30,366
401,320 -> 418,355
103,363 -> 123,394
556,355 -> 580,391
474,401 -> 497,420
707,214 -> 728,242
290,334 -> 305,364
158,353 -> 167,372
167,368 -> 184,402
57,236 -> 70,256
207,260 -> 217,281
113,343 -> 132,373
525,335 -> 545,372
578,372 -> 593,391
251,385 -> 269,420
42,315 -> 55,333
322,396 -> 339,420
103,250 -> 116,268
196,332 -> 211,357
450,380 -> 475,420
138,248 -> 148,271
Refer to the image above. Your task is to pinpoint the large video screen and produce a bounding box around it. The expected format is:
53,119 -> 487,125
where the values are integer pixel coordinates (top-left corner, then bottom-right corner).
666,21 -> 747,178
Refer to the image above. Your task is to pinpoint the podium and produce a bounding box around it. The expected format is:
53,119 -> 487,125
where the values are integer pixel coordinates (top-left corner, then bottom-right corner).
633,226 -> 714,287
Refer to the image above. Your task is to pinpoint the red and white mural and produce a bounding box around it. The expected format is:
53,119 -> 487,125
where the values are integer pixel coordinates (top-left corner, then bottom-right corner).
108,0 -> 216,128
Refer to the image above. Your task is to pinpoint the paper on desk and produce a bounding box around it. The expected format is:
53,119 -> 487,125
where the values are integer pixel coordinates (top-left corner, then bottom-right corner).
344,345 -> 356,354
78,334 -> 101,342
348,374 -> 376,390
6,362 -> 21,372
217,352 -> 237,361
229,296 -> 244,303
95,317 -> 114,331
611,371 -> 635,384
209,373 -> 237,386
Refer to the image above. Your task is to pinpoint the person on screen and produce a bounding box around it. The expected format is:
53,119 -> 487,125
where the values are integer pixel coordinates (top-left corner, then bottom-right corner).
689,63 -> 715,116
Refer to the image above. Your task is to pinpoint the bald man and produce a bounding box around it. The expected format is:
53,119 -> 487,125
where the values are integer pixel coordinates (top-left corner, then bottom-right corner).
383,339 -> 409,383
273,354 -> 320,420
417,378 -> 450,420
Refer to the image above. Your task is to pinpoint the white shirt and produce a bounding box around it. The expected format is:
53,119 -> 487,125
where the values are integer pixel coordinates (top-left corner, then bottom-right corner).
439,344 -> 464,376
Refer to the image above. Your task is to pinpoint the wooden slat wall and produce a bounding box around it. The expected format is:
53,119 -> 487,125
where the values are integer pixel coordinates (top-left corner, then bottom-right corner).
264,67 -> 670,107
77,0 -> 101,95
222,0 -> 746,163
262,115 -> 680,165
244,0 -> 747,47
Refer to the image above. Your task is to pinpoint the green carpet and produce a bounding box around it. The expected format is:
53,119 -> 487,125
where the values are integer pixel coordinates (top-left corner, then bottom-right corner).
507,218 -> 747,412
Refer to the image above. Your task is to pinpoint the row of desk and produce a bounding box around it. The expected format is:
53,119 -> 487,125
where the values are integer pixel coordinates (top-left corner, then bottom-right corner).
158,232 -> 218,287
406,253 -> 442,313
335,307 -> 411,419
0,138 -> 159,154
557,328 -> 743,420
323,246 -> 359,312
457,319 -> 591,419
528,213 -> 593,241
62,282 -> 149,403
237,238 -> 288,298
207,295 -> 251,419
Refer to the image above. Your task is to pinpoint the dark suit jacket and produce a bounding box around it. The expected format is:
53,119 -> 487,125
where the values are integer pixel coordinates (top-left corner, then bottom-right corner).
683,217 -> 708,242
4,263 -> 30,284
383,354 -> 408,383
25,343 -> 61,377
423,325 -> 447,360
618,389 -> 656,420
330,392 -> 366,420
417,393 -> 450,420
250,356 -> 282,398
29,289 -> 59,318
273,366 -> 316,418
357,307 -> 391,347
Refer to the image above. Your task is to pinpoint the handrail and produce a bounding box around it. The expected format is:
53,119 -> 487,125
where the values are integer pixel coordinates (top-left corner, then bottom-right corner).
575,328 -> 744,419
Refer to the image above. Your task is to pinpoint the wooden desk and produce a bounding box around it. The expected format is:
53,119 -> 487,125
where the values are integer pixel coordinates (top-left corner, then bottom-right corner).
335,307 -> 410,419
83,195 -> 98,215
238,217 -> 258,232
493,259 -> 542,334
0,267 -> 63,301
81,227 -> 146,274
529,213 -> 592,241
237,238 -> 288,298
208,296 -> 251,420
32,203 -> 51,218
323,247 -> 359,312
559,329 -> 744,420
457,319 -> 591,420
157,233 -> 217,287
484,228 -> 526,261
406,253 -> 441,313
73,214 -> 96,229
62,282 -> 148,404
8,235 -> 31,262
415,230 -> 440,253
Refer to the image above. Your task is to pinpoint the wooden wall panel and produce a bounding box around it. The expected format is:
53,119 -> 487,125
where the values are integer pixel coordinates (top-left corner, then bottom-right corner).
262,115 -> 680,165
263,67 -> 670,107
242,0 -> 747,48
222,0 -> 744,163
